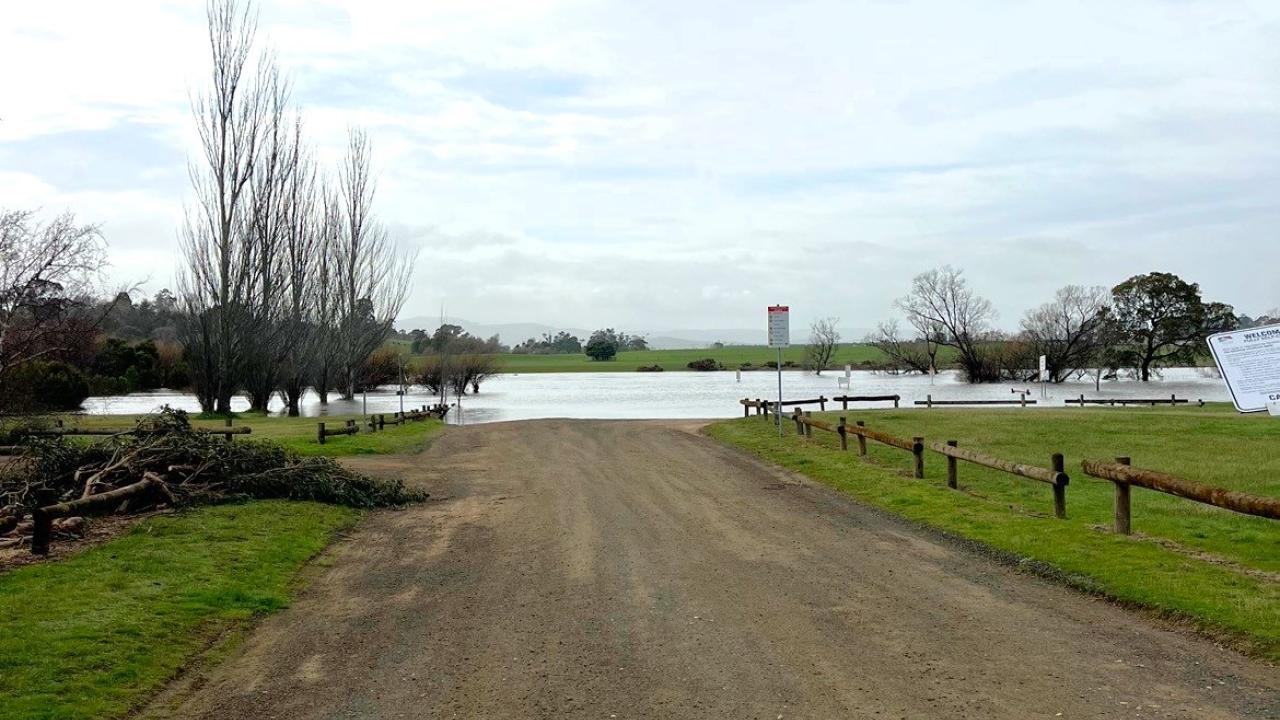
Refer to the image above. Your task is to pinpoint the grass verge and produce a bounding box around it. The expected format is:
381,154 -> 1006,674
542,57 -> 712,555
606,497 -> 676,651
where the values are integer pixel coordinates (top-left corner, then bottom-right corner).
708,405 -> 1280,660
0,500 -> 359,720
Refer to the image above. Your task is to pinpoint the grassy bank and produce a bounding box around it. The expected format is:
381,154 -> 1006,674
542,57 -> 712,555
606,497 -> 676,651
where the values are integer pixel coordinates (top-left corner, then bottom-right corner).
0,501 -> 359,720
709,405 -> 1280,659
55,413 -> 445,457
498,344 -> 895,373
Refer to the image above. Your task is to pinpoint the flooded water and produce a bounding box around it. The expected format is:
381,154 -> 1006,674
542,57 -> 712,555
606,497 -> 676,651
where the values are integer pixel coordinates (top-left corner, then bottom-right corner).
79,368 -> 1232,424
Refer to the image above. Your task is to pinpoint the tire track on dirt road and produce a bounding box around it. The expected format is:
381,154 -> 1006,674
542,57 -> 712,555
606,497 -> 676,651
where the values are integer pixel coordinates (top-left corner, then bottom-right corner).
142,419 -> 1278,719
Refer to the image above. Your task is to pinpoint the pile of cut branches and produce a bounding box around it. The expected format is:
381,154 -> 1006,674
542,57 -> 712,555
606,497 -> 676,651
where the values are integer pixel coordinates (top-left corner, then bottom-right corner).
0,408 -> 426,554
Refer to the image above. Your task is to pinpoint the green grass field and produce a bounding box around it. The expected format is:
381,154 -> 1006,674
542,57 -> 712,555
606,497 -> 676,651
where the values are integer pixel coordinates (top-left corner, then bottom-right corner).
498,344 -> 894,373
709,405 -> 1280,659
53,413 -> 445,457
0,501 -> 359,720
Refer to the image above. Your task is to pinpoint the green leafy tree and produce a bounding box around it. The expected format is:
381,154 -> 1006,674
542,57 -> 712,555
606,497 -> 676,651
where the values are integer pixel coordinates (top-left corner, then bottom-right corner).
1109,272 -> 1237,381
584,329 -> 619,361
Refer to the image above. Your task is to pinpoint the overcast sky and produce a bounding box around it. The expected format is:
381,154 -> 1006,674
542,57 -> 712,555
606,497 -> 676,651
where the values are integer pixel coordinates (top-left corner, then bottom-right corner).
3,0 -> 1279,333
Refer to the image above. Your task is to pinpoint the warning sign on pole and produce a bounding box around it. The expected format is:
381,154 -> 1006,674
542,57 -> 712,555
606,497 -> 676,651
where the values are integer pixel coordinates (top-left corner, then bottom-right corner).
768,306 -> 790,348
1207,323 -> 1280,413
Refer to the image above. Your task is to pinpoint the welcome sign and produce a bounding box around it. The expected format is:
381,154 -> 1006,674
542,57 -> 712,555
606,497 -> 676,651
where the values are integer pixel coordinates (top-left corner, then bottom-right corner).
1207,323 -> 1280,413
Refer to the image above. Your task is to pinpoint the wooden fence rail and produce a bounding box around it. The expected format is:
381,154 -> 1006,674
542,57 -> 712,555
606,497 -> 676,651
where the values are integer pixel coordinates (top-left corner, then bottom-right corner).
831,394 -> 900,409
1065,395 -> 1200,407
789,409 -> 1068,516
1081,457 -> 1280,534
14,426 -> 252,441
793,411 -> 924,478
915,395 -> 1037,408
929,441 -> 1068,518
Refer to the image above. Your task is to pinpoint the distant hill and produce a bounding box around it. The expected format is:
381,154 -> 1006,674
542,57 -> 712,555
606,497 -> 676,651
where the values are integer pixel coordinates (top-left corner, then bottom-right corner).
395,316 -> 871,350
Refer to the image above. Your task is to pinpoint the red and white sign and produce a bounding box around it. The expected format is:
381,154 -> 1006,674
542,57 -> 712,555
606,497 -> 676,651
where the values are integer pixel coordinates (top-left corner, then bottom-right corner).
767,305 -> 790,348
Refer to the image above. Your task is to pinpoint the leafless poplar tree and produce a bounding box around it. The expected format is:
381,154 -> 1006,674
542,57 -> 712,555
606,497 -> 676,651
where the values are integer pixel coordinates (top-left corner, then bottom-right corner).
1020,285 -> 1111,383
332,128 -> 414,400
0,210 -> 107,387
241,70 -> 299,412
896,266 -> 998,382
177,0 -> 270,413
804,317 -> 840,375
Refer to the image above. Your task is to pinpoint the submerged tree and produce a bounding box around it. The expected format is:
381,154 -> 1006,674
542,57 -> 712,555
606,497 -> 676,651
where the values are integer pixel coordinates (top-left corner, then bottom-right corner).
177,0 -> 271,413
1020,285 -> 1110,383
1109,272 -> 1236,381
804,318 -> 840,375
333,128 -> 414,400
896,266 -> 998,382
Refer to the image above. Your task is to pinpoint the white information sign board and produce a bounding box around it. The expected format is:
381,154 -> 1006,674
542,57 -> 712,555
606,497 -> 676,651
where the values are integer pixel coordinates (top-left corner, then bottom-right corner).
1038,355 -> 1047,382
767,305 -> 790,348
1206,323 -> 1280,413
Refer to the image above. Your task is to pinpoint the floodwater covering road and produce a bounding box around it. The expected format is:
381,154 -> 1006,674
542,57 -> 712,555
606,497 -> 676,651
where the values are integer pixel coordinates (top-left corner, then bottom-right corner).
145,420 -> 1277,719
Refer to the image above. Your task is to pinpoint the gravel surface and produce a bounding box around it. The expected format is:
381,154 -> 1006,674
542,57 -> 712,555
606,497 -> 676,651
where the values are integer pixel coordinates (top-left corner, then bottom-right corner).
142,419 -> 1278,719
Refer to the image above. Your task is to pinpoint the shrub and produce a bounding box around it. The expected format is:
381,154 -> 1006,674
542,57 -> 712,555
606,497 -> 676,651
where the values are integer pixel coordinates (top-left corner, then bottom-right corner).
3,361 -> 90,411
637,364 -> 664,372
686,358 -> 722,371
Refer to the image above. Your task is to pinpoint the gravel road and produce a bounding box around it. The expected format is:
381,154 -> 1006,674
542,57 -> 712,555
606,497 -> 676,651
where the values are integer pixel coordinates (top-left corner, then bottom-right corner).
143,419 -> 1278,719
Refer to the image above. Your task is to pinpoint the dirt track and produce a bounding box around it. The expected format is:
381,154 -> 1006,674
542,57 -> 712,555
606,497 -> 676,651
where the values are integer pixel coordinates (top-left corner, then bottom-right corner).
145,419 -> 1278,719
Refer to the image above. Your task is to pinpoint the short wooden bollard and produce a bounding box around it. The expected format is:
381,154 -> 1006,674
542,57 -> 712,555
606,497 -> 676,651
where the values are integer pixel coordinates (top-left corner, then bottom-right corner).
945,440 -> 958,488
1052,453 -> 1067,519
912,437 -> 925,479
1113,456 -> 1132,534
317,422 -> 326,445
855,421 -> 867,455
837,417 -> 848,451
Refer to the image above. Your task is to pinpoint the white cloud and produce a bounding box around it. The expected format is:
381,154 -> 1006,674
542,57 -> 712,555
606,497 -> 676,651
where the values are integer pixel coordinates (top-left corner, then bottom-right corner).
3,0 -> 1279,332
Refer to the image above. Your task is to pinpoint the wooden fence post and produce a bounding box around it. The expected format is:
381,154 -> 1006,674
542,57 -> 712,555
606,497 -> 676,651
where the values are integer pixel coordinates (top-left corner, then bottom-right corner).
1052,453 -> 1067,519
1113,456 -> 1132,534
855,421 -> 867,455
893,396 -> 899,409
803,411 -> 813,438
837,417 -> 848,451
792,408 -> 803,436
912,437 -> 925,478
926,394 -> 933,409
819,395 -> 827,411
842,396 -> 848,410
317,422 -> 326,445
224,416 -> 233,442
743,401 -> 749,418
1019,393 -> 1026,408
946,440 -> 958,488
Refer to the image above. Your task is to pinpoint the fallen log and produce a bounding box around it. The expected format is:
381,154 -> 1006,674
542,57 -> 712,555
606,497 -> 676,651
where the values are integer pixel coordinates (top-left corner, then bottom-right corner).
31,474 -> 161,555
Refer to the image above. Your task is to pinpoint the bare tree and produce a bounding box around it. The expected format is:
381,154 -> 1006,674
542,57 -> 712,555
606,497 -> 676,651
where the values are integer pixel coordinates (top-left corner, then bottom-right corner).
0,210 -> 108,387
276,122 -> 320,415
332,128 -> 414,400
804,317 -> 840,375
866,319 -> 934,375
240,72 -> 299,412
177,0 -> 271,413
310,186 -> 343,405
1020,285 -> 1110,383
896,266 -> 998,382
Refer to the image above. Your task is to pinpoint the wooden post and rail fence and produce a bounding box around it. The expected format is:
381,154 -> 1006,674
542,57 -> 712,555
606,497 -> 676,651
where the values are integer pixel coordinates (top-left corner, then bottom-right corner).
316,404 -> 450,444
754,400 -> 1276,532
740,395 -> 899,417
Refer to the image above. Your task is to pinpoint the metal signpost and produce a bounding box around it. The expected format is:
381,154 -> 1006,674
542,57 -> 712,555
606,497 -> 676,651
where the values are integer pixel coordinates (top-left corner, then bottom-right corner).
1038,354 -> 1047,399
768,305 -> 790,436
1206,323 -> 1280,414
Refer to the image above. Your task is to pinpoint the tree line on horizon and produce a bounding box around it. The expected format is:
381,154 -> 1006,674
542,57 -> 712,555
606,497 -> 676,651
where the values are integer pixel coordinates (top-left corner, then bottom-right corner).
860,266 -> 1249,384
